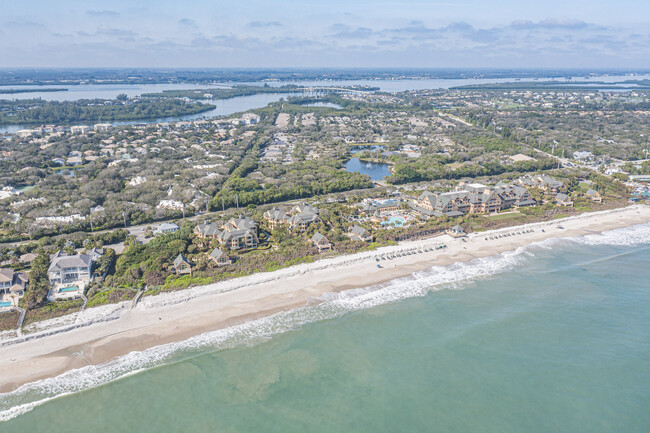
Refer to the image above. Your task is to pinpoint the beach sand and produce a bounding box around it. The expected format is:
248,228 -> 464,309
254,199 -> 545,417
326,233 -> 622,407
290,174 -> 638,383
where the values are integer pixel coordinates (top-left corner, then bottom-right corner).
1,205 -> 648,393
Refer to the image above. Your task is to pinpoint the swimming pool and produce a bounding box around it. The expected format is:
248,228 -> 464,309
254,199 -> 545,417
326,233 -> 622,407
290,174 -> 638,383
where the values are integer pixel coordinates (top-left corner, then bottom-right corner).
381,216 -> 406,227
58,287 -> 78,293
0,301 -> 12,307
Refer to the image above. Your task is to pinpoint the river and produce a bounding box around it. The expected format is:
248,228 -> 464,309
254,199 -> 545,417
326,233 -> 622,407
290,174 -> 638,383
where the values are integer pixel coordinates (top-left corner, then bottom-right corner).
2,74 -> 649,134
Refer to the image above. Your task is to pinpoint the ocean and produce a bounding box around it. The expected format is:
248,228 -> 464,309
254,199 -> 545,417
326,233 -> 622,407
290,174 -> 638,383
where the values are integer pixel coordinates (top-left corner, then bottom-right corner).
1,224 -> 649,432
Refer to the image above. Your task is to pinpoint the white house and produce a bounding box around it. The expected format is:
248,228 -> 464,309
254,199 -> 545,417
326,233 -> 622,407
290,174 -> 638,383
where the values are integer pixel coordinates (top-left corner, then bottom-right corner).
47,252 -> 96,300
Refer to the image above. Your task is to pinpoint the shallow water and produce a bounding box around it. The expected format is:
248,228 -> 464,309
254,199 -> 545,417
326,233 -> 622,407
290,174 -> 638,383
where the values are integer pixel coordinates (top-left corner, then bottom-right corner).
1,224 -> 649,432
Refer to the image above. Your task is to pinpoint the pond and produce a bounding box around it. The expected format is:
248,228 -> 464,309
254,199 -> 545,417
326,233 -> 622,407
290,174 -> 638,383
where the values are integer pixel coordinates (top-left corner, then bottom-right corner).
344,157 -> 391,181
350,144 -> 384,154
302,102 -> 343,109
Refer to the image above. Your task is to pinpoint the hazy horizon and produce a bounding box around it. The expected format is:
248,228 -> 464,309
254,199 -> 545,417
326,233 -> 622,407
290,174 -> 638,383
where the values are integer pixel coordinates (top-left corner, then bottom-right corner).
3,0 -> 650,69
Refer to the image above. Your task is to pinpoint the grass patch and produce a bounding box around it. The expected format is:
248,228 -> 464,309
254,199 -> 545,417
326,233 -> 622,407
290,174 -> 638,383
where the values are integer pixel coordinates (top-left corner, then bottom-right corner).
0,310 -> 20,331
486,212 -> 525,221
23,299 -> 84,326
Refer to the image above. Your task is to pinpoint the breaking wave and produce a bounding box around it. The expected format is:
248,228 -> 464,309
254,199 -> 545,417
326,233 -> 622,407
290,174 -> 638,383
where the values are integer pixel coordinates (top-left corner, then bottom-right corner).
1,219 -> 649,422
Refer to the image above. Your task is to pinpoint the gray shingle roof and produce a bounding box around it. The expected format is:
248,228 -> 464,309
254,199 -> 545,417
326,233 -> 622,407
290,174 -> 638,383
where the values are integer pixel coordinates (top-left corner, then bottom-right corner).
48,254 -> 92,272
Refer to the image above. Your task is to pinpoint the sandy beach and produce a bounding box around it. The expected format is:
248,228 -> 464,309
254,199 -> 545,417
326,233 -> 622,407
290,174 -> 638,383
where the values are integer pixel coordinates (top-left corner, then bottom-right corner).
1,205 -> 648,393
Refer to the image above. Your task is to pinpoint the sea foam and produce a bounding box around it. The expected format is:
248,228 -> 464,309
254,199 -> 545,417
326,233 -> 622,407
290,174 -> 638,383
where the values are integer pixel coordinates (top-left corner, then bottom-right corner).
1,221 -> 649,422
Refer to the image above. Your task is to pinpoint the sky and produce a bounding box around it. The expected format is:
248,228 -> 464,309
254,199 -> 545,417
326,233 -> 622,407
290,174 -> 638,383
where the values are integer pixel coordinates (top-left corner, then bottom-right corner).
2,0 -> 650,68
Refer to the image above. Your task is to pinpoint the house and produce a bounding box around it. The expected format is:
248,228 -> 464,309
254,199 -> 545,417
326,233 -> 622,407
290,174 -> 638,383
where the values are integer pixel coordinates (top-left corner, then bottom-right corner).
217,229 -> 258,250
172,254 -> 192,275
291,203 -> 319,215
87,247 -> 104,262
19,253 -> 38,266
585,189 -> 603,203
154,222 -> 180,235
0,268 -> 28,304
555,193 -> 574,207
223,217 -> 258,233
48,252 -> 93,286
194,222 -> 221,239
67,156 -> 83,166
70,125 -> 91,134
209,248 -> 232,266
263,208 -> 290,230
16,129 -> 36,138
94,123 -> 112,132
348,225 -> 372,243
517,175 -> 564,195
311,232 -> 332,252
195,218 -> 259,250
358,198 -> 401,215
412,183 -> 520,218
288,211 -> 320,232
573,151 -> 594,161
218,217 -> 259,250
448,225 -> 466,237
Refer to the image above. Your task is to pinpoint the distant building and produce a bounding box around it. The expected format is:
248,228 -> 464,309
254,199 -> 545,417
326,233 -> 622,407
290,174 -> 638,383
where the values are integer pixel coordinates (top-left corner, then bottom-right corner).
16,129 -> 36,138
154,222 -> 180,235
573,151 -> 594,161
70,125 -> 91,134
157,200 -> 184,210
94,123 -> 112,132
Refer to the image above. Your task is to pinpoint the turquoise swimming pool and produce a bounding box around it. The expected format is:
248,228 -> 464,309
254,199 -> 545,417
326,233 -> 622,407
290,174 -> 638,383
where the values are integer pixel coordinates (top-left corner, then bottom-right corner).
381,216 -> 406,227
0,301 -> 12,307
58,287 -> 78,293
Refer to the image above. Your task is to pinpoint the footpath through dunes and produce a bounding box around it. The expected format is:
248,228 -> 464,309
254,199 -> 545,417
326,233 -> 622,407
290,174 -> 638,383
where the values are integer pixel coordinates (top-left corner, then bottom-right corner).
0,205 -> 648,395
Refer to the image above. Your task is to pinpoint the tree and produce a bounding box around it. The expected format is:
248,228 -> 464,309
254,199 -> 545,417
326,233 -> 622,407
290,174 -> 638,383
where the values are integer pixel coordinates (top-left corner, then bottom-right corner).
22,250 -> 50,309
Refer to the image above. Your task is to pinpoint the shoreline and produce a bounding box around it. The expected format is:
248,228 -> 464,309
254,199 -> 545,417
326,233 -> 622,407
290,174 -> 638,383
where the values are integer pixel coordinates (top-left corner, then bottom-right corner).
1,205 -> 648,393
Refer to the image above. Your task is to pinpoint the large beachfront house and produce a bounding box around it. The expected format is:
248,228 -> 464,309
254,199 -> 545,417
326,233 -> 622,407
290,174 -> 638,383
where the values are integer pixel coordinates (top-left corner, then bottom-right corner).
263,208 -> 290,230
47,252 -> 94,286
263,204 -> 320,232
412,182 -> 535,218
0,268 -> 28,304
195,217 -> 259,250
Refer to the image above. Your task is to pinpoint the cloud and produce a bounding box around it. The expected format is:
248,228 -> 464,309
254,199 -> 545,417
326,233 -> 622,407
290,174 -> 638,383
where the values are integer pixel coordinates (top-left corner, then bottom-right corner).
178,18 -> 197,28
86,10 -> 120,18
332,27 -> 373,39
95,27 -> 139,38
511,19 -> 589,30
248,21 -> 283,28
4,20 -> 45,29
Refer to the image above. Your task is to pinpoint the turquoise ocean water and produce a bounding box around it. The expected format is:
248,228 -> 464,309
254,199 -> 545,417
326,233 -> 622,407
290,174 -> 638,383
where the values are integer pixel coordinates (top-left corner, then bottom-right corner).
1,224 -> 649,432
